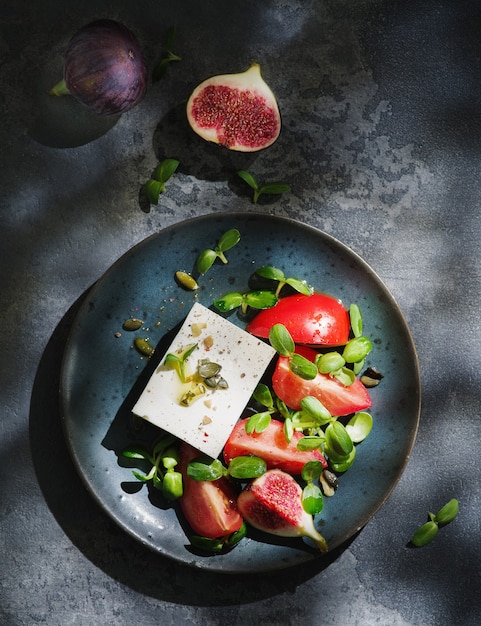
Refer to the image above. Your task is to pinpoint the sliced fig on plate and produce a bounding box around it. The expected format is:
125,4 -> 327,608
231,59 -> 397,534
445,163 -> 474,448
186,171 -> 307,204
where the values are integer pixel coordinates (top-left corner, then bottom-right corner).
237,469 -> 328,552
186,63 -> 281,152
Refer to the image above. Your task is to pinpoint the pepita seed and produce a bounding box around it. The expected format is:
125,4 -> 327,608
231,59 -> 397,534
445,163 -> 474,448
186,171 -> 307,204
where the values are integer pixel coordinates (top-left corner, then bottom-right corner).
175,271 -> 199,291
198,360 -> 221,378
134,337 -> 155,357
361,366 -> 384,387
123,318 -> 144,331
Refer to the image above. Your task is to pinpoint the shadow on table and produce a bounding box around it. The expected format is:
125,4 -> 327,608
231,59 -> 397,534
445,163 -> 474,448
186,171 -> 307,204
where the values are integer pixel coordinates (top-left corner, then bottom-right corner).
29,290 -> 355,605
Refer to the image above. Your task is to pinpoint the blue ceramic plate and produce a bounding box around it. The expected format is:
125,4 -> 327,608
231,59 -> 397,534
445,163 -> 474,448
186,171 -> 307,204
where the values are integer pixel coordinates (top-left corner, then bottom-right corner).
60,212 -> 420,573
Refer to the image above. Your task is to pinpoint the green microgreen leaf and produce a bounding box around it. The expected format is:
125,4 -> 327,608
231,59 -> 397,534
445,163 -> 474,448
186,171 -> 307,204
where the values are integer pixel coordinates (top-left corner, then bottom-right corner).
195,229 -> 240,274
342,336 -> 373,363
269,323 -> 295,356
435,499 -> 459,526
145,158 -> 180,204
289,353 -> 318,380
301,460 -> 325,483
237,171 -> 290,204
349,303 -> 363,338
227,456 -> 267,479
237,169 -> 259,191
162,470 -> 183,500
217,228 -> 241,252
297,436 -> 325,451
300,396 -> 332,425
246,411 -> 272,434
325,421 -> 354,458
345,411 -> 373,443
333,366 -> 356,386
213,292 -> 244,312
132,469 -> 151,482
284,416 -> 294,442
315,351 -> 346,375
144,179 -> 164,204
252,383 -> 274,410
152,26 -> 182,82
164,343 -> 197,383
254,266 -> 312,297
256,266 -> 285,282
195,249 -> 218,275
302,481 -> 324,515
411,520 -> 439,547
224,522 -> 247,547
121,446 -> 151,461
327,446 -> 356,472
189,535 -> 225,553
285,277 -> 312,296
187,457 -> 226,481
244,290 -> 278,310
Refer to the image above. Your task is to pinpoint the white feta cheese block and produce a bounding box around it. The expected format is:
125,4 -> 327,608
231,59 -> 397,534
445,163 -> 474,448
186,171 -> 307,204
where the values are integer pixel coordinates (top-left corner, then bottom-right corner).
132,302 -> 276,459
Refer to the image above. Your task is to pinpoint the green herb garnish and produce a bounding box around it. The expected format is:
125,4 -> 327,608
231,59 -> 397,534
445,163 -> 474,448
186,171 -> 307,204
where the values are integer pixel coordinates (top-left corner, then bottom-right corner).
152,26 -> 182,81
269,324 -> 317,380
411,499 -> 459,547
195,228 -> 241,275
122,436 -> 183,500
145,158 -> 180,204
187,455 -> 266,481
237,170 -> 290,204
255,266 -> 312,297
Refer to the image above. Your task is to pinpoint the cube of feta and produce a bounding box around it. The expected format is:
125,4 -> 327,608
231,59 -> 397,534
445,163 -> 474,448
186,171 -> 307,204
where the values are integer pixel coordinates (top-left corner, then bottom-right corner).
132,302 -> 276,458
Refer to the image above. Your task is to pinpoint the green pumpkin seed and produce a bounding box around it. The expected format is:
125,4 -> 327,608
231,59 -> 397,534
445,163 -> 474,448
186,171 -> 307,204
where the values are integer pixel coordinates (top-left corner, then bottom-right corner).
123,318 -> 144,331
175,271 -> 199,291
134,337 -> 155,357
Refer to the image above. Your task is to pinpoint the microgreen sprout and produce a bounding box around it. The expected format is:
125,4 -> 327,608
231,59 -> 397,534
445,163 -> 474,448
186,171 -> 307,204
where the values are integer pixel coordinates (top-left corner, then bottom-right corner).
152,26 -> 182,81
190,522 -> 247,553
187,454 -> 267,482
122,435 -> 183,500
301,461 -> 325,515
254,266 -> 312,297
237,170 -> 291,204
269,324 -> 318,380
144,158 -> 180,204
195,228 -> 241,275
213,290 -> 277,315
245,383 -> 276,433
164,343 -> 198,383
345,411 -> 373,443
411,499 -> 459,547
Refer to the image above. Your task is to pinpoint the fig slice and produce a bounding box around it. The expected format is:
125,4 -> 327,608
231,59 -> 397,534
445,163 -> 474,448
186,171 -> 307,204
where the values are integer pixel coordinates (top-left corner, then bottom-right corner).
237,469 -> 328,552
186,63 -> 281,152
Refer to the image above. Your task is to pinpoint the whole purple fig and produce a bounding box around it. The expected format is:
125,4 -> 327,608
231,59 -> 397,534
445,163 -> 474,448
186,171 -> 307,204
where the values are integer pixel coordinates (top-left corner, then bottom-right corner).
50,19 -> 148,115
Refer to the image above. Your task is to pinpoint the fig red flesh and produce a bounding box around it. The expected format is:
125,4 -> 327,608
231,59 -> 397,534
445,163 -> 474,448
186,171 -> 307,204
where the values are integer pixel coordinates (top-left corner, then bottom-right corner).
186,63 -> 281,152
238,469 -> 328,552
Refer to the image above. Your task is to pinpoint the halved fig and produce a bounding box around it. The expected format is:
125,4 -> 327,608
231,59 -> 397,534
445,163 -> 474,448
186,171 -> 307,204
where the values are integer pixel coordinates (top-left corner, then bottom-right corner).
186,63 -> 281,152
237,469 -> 328,552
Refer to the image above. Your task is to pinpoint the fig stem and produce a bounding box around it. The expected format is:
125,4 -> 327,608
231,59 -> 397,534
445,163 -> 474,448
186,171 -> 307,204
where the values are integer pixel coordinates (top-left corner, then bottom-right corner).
49,79 -> 71,97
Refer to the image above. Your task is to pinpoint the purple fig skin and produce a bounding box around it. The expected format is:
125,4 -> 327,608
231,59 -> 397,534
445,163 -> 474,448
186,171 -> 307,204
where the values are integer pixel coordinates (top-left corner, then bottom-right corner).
61,19 -> 148,115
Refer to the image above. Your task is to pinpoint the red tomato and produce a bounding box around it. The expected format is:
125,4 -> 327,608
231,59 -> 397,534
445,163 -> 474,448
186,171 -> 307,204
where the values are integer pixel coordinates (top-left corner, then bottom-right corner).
272,346 -> 372,416
223,418 -> 327,474
178,442 -> 243,538
246,293 -> 350,346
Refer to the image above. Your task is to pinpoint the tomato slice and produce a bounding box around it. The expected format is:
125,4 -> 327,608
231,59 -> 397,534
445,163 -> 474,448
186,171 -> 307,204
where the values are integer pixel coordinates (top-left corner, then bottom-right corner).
223,418 -> 327,475
178,442 -> 244,539
246,293 -> 350,346
272,346 -> 372,416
